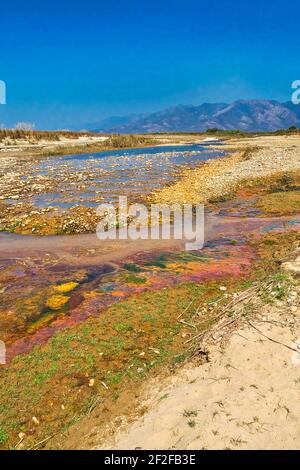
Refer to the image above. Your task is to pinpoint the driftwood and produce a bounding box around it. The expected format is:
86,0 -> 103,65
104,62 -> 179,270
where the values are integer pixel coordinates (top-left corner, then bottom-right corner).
177,300 -> 194,319
184,282 -> 263,348
26,433 -> 57,450
182,276 -> 295,359
248,321 -> 299,354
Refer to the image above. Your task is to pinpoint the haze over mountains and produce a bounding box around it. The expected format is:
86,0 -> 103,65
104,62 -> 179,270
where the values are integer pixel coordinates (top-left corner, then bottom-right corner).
91,100 -> 300,133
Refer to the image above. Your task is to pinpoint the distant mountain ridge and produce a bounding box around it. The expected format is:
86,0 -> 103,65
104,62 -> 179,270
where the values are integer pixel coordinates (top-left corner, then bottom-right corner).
93,100 -> 300,133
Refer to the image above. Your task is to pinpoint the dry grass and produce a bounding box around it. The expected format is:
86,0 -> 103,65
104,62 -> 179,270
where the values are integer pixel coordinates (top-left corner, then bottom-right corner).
257,191 -> 300,215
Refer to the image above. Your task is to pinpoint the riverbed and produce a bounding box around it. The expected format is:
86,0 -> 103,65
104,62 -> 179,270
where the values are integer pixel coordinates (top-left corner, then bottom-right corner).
1,143 -> 225,208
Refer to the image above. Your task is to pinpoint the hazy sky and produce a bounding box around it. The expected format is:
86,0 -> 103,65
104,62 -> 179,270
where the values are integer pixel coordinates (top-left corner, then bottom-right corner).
1,0 -> 300,129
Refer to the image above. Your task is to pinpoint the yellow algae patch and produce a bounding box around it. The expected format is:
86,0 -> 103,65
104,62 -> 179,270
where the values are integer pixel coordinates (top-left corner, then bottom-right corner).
165,263 -> 190,272
165,262 -> 186,270
166,261 -> 208,273
45,294 -> 69,310
151,151 -> 243,205
54,282 -> 78,293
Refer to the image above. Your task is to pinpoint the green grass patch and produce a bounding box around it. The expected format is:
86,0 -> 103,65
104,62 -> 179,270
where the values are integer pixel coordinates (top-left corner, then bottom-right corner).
0,428 -> 8,445
123,263 -> 143,273
122,274 -> 147,284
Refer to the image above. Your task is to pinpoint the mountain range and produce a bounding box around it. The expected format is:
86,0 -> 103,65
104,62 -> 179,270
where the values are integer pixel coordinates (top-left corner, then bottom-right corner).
91,100 -> 300,133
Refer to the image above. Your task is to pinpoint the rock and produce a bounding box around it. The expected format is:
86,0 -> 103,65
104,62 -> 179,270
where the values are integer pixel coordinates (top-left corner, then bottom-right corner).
282,256 -> 300,274
89,378 -> 95,387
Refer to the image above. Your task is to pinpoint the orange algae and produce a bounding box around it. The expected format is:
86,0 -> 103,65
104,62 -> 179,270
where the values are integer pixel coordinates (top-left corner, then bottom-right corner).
111,291 -> 127,297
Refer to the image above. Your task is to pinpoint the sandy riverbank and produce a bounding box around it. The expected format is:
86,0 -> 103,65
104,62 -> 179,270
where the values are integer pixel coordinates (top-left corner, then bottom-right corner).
152,135 -> 300,204
95,266 -> 300,450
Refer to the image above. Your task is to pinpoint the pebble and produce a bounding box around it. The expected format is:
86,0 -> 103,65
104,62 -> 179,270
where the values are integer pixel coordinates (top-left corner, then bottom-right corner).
89,378 -> 95,387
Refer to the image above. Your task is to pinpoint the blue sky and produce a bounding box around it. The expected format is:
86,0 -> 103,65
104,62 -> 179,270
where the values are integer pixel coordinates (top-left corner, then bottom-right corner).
0,0 -> 300,129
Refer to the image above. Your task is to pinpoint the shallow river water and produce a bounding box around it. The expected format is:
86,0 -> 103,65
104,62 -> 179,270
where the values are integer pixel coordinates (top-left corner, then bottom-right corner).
29,143 -> 225,207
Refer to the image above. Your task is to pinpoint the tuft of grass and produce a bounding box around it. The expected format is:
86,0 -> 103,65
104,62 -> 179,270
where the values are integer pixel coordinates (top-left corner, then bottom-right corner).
187,420 -> 196,428
158,394 -> 169,402
263,239 -> 277,246
183,409 -> 198,418
0,428 -> 8,445
123,263 -> 143,273
114,322 -> 133,333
